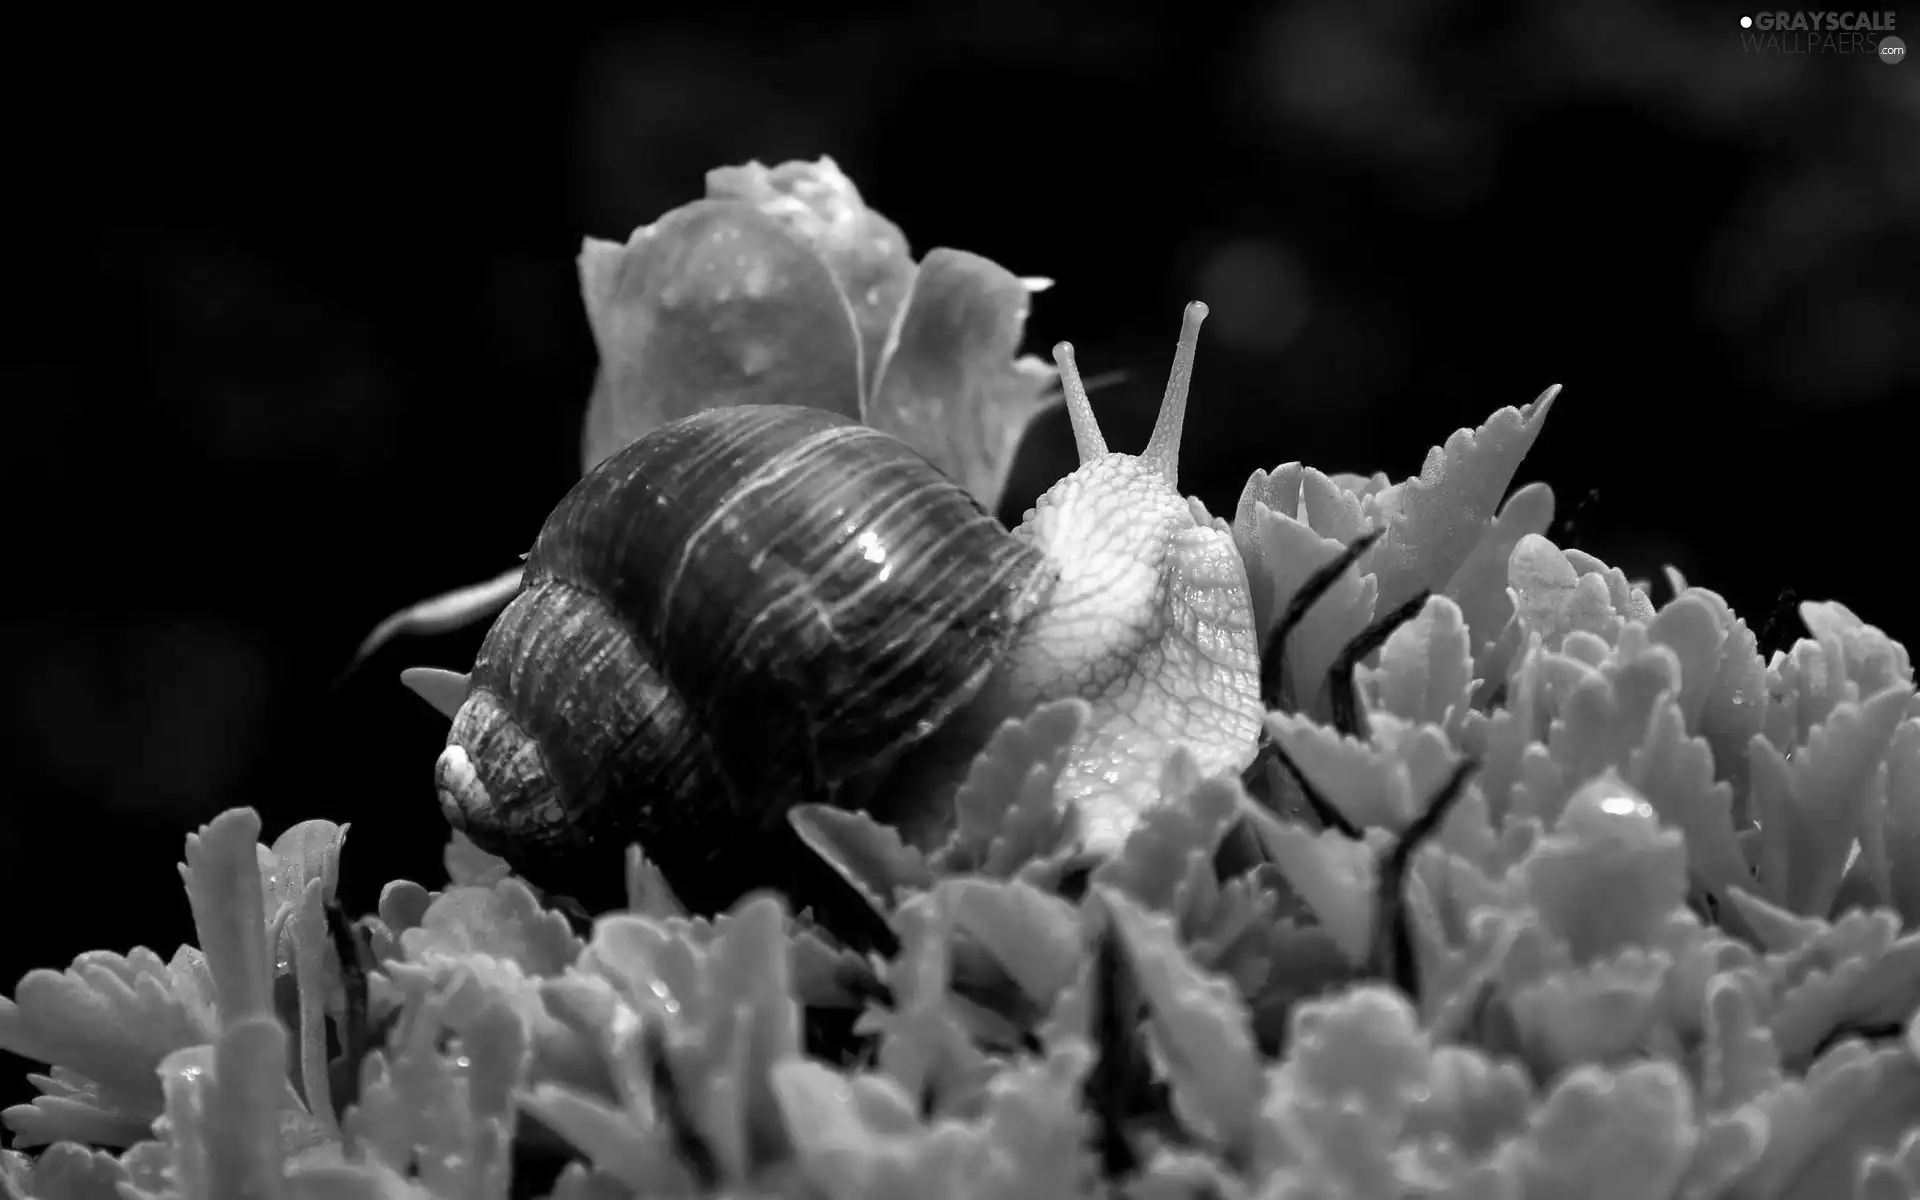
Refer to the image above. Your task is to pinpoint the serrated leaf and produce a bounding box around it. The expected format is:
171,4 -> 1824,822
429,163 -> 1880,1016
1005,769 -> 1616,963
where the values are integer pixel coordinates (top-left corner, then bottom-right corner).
1098,888 -> 1263,1156
10,1142 -> 129,1200
1298,467 -> 1370,545
1514,1061 -> 1696,1200
1092,774 -> 1242,917
1750,684 -> 1916,916
789,805 -> 934,915
0,945 -> 220,1147
1233,463 -> 1305,553
1882,721 -> 1920,926
943,877 -> 1081,1011
870,892 -> 993,1113
1727,1041 -> 1920,1200
937,698 -> 1089,875
1442,480 -> 1554,658
1361,593 -> 1475,734
1699,970 -> 1782,1113
1361,387 -> 1559,618
401,878 -> 582,977
1625,693 -> 1755,903
1800,601 -> 1913,698
1508,533 -> 1627,651
1236,504 -> 1379,719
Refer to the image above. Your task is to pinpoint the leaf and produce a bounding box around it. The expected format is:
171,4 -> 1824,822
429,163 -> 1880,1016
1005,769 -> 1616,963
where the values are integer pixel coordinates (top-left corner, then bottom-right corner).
1882,721 -> 1920,927
788,805 -> 935,914
401,878 -> 582,977
1517,771 -> 1687,966
377,880 -> 434,934
1359,593 -> 1475,735
936,698 -> 1089,876
673,894 -> 805,1178
1233,463 -> 1305,552
1800,600 -> 1913,698
867,892 -> 995,1114
1092,773 -> 1242,917
166,1016 -> 294,1200
1679,587 -> 1769,800
1728,1041 -> 1920,1200
1442,479 -> 1554,659
866,247 -> 1059,514
768,1061 -> 931,1199
6,1143 -> 129,1200
1749,683 -> 1915,916
444,831 -> 512,889
0,945 -> 221,1147
1699,970 -> 1783,1113
1507,533 -> 1627,652
1098,888 -> 1263,1156
1624,692 -> 1755,903
943,877 -> 1082,1012
622,844 -> 687,920
1238,799 -> 1379,967
351,566 -> 525,669
1233,503 -> 1379,719
1280,984 -> 1431,1120
1513,1060 -> 1697,1200
179,808 -> 276,1024
1506,947 -> 1667,1076
264,819 -> 350,929
1265,709 -> 1460,835
1361,387 -> 1559,618
1762,909 -> 1920,1066
1297,467 -> 1371,545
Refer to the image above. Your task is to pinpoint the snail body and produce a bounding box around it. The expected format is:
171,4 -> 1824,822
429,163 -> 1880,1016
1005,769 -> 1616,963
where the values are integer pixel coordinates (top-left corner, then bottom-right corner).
426,303 -> 1264,912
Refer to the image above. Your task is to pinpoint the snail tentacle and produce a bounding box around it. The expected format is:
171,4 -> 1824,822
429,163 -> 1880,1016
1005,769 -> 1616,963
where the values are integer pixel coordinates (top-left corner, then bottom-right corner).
1139,300 -> 1206,491
1053,341 -> 1110,464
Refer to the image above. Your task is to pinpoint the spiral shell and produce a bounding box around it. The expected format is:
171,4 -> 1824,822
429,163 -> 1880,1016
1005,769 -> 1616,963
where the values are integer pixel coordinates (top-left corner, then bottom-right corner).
435,404 -> 1056,912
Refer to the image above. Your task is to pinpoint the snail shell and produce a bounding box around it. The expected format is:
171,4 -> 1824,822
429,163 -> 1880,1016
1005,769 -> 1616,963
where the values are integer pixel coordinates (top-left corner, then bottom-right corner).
426,302 -> 1266,913
435,403 -> 1055,912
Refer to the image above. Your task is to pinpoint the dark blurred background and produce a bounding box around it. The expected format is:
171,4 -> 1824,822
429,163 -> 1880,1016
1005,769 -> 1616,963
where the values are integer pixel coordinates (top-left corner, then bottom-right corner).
4,7 -> 1915,1108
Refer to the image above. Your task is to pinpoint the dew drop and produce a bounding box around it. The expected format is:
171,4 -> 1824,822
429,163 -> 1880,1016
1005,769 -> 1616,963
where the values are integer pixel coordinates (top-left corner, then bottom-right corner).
1598,792 -> 1655,822
648,978 -> 681,1016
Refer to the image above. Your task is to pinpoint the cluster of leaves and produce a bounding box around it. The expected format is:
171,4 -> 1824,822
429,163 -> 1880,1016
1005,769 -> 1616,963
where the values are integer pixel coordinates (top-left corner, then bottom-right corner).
8,382 -> 1920,1196
11,156 -> 1920,1197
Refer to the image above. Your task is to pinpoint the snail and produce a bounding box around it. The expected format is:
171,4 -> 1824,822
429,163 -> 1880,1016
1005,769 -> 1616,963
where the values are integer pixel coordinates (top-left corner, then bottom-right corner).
411,302 -> 1273,915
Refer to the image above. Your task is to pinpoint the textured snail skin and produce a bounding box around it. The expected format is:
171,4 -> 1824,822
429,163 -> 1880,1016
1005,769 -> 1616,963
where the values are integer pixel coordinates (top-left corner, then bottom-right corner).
1003,454 -> 1264,853
437,404 -> 1055,914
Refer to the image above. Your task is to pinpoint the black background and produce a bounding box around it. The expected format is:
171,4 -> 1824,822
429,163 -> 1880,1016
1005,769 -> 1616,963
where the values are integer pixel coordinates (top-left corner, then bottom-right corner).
4,9 -> 1914,1113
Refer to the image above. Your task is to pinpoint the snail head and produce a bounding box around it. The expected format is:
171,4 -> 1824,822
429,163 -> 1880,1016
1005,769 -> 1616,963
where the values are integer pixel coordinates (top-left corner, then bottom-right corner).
997,302 -> 1267,853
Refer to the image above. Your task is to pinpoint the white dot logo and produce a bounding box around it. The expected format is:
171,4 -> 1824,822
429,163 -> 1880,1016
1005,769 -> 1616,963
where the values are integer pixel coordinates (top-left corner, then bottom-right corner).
1740,14 -> 1753,27
1881,36 -> 1907,64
